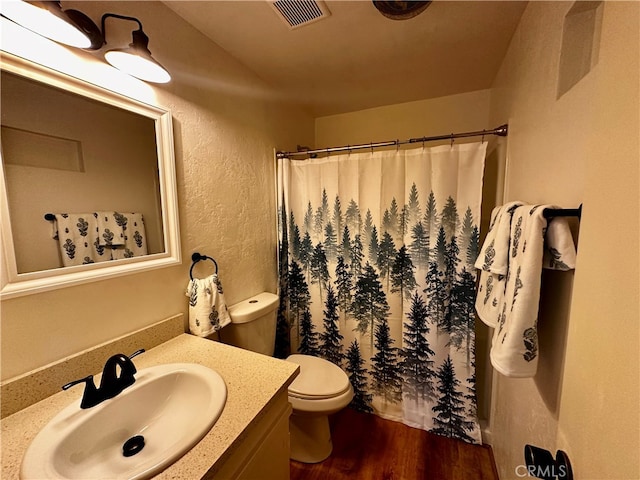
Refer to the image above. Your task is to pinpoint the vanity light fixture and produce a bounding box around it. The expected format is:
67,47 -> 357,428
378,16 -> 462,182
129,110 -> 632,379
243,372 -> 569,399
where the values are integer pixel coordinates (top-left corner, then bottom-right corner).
0,1 -> 171,84
0,0 -> 102,49
101,13 -> 171,84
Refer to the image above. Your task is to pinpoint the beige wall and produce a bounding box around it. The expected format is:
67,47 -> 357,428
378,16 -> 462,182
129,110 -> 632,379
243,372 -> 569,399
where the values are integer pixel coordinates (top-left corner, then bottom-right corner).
557,2 -> 639,478
315,89 -> 492,147
488,2 -> 639,479
0,1 -> 314,380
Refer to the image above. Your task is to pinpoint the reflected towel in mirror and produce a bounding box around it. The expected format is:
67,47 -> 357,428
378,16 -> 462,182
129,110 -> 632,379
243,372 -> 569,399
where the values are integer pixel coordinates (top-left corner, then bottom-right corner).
110,213 -> 148,260
53,213 -> 111,267
52,212 -> 148,266
96,211 -> 126,246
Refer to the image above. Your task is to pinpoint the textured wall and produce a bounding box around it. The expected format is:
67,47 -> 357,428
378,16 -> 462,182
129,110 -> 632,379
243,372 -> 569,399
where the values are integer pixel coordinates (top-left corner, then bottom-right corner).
315,90 -> 492,147
488,2 -> 639,478
0,1 -> 314,380
556,2 -> 639,478
487,3 -> 587,475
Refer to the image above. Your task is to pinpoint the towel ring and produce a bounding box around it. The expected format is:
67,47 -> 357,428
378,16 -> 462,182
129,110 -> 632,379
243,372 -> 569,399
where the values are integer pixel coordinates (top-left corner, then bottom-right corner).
189,252 -> 218,280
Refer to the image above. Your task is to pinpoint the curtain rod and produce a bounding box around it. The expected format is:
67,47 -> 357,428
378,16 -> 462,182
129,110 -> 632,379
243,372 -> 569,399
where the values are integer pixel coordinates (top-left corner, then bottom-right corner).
276,124 -> 508,159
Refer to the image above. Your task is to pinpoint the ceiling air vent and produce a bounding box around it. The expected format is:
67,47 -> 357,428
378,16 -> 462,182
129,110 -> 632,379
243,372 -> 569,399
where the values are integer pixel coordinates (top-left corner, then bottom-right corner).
269,0 -> 331,30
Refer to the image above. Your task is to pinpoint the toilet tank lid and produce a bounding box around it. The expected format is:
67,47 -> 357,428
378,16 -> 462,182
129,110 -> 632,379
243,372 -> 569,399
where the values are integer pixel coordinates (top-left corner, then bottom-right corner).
228,292 -> 279,324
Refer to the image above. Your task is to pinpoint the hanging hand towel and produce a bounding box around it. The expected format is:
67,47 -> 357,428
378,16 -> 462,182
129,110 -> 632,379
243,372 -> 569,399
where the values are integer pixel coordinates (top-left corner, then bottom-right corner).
185,274 -> 232,337
96,211 -> 126,247
53,213 -> 110,266
542,218 -> 577,270
474,201 -> 523,327
486,205 -> 576,378
110,213 -> 148,260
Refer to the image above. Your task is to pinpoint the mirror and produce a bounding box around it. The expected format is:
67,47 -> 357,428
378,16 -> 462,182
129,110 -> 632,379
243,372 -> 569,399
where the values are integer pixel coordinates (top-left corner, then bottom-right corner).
0,52 -> 181,299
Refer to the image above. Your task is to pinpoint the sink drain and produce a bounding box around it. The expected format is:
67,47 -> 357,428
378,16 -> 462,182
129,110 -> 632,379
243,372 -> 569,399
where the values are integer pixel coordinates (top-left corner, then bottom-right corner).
122,435 -> 145,457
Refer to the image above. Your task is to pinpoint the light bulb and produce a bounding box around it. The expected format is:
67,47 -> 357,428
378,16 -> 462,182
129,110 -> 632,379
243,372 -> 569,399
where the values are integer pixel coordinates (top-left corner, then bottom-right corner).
105,50 -> 171,84
1,1 -> 92,48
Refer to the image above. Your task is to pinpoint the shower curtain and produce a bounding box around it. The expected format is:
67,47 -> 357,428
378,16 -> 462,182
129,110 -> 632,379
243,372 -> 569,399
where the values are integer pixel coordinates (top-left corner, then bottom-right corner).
276,142 -> 486,444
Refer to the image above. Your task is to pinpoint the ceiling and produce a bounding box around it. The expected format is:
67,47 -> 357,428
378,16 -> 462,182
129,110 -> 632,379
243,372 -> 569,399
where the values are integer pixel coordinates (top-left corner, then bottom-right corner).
164,1 -> 527,117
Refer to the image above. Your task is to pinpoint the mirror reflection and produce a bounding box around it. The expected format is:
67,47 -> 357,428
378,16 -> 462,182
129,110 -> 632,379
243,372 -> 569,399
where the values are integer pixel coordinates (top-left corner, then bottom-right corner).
1,70 -> 165,274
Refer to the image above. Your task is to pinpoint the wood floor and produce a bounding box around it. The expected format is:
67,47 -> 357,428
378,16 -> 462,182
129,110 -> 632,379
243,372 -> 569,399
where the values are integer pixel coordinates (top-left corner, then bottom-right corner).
290,408 -> 499,480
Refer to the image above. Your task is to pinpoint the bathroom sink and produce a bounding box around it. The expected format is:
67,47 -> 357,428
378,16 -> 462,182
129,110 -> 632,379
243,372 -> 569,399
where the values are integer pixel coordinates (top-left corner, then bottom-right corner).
21,363 -> 227,480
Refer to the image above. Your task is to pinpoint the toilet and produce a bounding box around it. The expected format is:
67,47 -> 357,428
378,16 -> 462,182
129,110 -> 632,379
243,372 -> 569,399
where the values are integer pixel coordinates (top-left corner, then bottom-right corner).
285,354 -> 353,463
222,292 -> 354,464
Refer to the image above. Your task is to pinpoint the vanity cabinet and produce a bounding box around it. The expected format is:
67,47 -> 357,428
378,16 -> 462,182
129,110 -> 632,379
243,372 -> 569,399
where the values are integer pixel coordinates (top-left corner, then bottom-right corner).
210,392 -> 292,480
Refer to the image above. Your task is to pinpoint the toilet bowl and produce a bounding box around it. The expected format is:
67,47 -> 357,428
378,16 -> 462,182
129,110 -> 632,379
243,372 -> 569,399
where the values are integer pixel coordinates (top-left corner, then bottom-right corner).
286,354 -> 353,463
223,292 -> 353,463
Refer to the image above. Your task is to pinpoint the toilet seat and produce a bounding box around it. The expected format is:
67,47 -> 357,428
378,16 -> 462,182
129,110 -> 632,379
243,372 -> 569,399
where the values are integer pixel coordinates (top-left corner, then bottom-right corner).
286,354 -> 351,400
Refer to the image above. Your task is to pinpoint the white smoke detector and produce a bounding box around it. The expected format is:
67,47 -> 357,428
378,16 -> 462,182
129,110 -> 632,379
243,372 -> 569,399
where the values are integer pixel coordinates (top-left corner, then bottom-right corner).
268,0 -> 331,30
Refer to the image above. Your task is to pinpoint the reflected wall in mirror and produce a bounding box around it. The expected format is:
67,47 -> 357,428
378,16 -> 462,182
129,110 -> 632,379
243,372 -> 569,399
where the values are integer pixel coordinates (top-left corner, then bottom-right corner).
0,53 -> 181,299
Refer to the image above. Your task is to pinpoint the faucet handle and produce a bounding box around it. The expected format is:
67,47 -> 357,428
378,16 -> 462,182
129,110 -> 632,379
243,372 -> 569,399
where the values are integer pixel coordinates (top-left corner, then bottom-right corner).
62,374 -> 102,409
62,374 -> 94,391
129,349 -> 145,360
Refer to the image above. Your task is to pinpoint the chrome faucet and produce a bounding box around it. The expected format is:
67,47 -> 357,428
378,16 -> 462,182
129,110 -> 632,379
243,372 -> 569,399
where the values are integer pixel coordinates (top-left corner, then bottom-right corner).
62,349 -> 145,409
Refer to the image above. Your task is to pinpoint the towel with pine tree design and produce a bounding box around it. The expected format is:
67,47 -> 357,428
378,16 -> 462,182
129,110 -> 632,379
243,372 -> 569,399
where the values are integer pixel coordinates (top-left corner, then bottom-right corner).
185,274 -> 231,337
474,201 -> 523,327
475,204 -> 576,377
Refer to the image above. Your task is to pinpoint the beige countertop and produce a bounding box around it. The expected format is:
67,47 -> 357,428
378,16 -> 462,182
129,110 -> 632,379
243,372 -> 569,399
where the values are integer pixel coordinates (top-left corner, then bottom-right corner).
1,334 -> 299,479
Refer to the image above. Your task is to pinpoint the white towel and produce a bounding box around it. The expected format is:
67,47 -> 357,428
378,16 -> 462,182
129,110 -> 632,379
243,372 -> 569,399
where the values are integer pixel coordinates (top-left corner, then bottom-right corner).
474,201 -> 523,327
475,204 -> 577,377
53,213 -> 111,266
543,218 -> 577,270
96,211 -> 125,246
110,213 -> 148,260
185,274 -> 232,337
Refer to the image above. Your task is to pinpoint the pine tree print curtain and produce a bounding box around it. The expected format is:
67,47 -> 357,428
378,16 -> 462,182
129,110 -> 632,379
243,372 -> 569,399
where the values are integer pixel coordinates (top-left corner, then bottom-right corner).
276,143 -> 486,444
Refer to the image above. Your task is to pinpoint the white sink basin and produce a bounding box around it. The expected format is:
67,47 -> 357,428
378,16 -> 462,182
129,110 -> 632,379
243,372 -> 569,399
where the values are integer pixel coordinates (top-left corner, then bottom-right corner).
21,363 -> 227,479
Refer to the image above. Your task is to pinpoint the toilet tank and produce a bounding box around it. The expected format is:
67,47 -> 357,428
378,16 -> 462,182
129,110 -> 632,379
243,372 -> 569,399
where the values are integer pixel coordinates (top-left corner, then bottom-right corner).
222,292 -> 279,356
